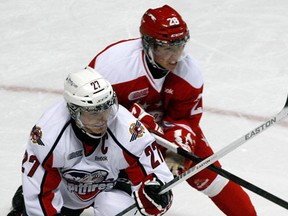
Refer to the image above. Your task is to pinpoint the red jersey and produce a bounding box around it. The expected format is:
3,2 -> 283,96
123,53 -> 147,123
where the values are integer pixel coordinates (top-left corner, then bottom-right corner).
89,38 -> 204,133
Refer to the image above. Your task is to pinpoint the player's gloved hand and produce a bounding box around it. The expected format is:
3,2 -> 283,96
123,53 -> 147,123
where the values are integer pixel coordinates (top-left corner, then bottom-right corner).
7,210 -> 22,216
129,103 -> 163,135
164,127 -> 196,176
134,174 -> 173,216
7,186 -> 24,216
165,150 -> 187,176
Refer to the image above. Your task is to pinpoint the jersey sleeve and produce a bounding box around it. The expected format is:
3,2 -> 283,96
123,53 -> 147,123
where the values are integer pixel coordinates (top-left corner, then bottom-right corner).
22,127 -> 63,215
112,106 -> 173,186
123,139 -> 173,187
22,102 -> 69,215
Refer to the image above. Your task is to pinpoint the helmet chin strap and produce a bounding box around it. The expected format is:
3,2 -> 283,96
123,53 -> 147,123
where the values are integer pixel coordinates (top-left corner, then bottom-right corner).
81,128 -> 106,139
147,47 -> 167,71
75,120 -> 106,139
145,53 -> 169,79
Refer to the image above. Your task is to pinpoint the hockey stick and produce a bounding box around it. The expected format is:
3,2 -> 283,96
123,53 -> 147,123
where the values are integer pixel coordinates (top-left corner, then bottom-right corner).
116,95 -> 288,215
152,133 -> 288,210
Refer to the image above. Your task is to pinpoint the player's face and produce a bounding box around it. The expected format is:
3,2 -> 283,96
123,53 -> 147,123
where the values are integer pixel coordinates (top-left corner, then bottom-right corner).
79,110 -> 109,136
153,43 -> 185,71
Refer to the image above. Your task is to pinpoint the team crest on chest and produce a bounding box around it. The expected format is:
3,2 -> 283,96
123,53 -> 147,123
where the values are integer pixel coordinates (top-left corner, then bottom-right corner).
63,169 -> 115,202
129,120 -> 145,142
30,125 -> 44,146
128,88 -> 149,100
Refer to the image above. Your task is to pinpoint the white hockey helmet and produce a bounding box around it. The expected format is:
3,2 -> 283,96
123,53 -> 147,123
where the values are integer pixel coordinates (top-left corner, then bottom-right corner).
64,67 -> 118,138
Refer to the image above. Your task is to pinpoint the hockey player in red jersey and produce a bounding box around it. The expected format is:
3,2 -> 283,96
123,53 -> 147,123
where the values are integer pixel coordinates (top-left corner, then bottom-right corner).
87,5 -> 257,216
19,68 -> 173,215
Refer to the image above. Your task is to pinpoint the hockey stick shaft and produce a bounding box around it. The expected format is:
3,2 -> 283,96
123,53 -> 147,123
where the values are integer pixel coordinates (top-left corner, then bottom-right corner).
116,95 -> 288,215
159,96 -> 288,195
152,133 -> 288,210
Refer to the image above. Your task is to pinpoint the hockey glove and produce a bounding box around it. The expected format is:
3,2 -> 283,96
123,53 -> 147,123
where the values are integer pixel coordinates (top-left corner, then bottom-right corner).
7,210 -> 22,216
164,127 -> 196,176
129,103 -> 164,136
134,174 -> 172,216
7,186 -> 24,216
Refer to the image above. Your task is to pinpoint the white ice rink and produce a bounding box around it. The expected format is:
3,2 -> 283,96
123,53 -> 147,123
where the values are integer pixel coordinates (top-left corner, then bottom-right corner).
1,0 -> 288,215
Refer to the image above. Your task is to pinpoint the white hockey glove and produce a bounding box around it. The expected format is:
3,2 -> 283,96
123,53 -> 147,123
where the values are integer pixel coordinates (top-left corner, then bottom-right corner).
134,174 -> 173,216
164,127 -> 196,176
129,103 -> 164,135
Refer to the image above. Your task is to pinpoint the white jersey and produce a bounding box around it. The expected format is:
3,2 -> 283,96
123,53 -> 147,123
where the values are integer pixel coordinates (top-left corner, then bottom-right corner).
22,99 -> 172,215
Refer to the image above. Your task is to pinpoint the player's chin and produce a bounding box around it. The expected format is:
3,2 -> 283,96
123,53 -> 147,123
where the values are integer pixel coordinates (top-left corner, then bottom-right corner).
166,61 -> 178,71
85,127 -> 106,135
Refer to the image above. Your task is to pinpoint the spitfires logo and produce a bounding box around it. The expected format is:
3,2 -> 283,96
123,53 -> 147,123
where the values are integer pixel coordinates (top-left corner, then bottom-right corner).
129,120 -> 145,142
30,125 -> 44,146
63,169 -> 115,202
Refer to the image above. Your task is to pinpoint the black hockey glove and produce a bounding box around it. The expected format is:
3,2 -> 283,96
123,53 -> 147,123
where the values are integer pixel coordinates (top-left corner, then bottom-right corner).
7,210 -> 22,216
134,174 -> 173,216
7,186 -> 24,216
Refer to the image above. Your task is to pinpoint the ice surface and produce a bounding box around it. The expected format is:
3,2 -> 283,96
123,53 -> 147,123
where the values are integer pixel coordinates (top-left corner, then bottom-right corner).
1,0 -> 287,215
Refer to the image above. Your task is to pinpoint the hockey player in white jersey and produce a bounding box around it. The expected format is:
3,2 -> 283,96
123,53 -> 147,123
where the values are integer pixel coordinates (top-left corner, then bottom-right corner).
20,67 -> 173,215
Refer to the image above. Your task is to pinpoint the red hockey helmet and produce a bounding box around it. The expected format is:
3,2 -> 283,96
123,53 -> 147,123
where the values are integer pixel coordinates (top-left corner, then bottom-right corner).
140,5 -> 189,45
140,5 -> 190,69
